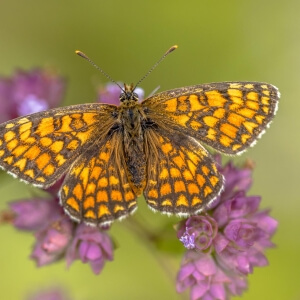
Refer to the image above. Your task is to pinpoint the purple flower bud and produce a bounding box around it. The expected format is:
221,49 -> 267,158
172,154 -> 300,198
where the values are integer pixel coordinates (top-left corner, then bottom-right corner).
213,194 -> 261,228
178,216 -> 218,251
216,244 -> 269,275
31,218 -> 73,266
66,223 -> 113,274
222,161 -> 252,196
224,219 -> 260,249
9,198 -> 59,231
252,210 -> 278,248
210,156 -> 253,210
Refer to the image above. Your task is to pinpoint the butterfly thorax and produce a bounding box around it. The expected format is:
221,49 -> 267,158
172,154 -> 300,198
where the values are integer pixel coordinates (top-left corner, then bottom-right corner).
118,84 -> 146,194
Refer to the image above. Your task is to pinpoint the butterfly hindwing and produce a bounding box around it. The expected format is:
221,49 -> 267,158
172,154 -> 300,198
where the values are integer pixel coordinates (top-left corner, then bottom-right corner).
143,126 -> 224,215
142,82 -> 279,155
60,131 -> 137,226
0,104 -> 116,187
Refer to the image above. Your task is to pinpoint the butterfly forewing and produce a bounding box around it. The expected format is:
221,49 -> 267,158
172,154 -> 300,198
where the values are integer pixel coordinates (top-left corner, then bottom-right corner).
60,131 -> 137,226
143,127 -> 223,215
0,104 -> 116,187
142,82 -> 279,155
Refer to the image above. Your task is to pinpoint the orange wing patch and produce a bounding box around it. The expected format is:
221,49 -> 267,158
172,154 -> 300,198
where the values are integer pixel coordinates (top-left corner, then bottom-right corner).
0,104 -> 116,187
143,128 -> 223,216
142,82 -> 279,155
60,132 -> 137,226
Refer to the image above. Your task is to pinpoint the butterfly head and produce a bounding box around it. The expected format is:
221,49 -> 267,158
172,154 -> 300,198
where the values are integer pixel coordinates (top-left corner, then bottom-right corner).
119,83 -> 139,102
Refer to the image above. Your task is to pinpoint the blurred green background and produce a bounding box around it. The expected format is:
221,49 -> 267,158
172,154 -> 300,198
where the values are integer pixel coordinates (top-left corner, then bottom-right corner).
0,0 -> 299,299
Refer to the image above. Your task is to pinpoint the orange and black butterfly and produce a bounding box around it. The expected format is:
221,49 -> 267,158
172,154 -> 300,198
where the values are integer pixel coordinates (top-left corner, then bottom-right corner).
0,46 -> 279,226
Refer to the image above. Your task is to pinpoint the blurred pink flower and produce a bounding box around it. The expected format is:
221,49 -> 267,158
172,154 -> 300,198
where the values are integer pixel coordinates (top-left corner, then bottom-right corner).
0,69 -> 65,121
31,217 -> 73,266
66,223 -> 114,274
26,287 -> 71,300
9,198 -> 59,231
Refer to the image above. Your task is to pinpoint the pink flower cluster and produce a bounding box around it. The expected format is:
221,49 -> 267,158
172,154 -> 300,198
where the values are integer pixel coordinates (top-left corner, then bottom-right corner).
10,192 -> 114,275
176,157 -> 278,300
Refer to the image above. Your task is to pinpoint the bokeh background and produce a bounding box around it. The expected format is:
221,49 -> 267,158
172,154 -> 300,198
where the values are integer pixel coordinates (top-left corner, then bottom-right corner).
0,1 -> 299,299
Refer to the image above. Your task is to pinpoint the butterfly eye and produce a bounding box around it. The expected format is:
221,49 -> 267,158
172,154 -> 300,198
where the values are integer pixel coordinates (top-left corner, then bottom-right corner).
119,92 -> 126,102
132,92 -> 139,100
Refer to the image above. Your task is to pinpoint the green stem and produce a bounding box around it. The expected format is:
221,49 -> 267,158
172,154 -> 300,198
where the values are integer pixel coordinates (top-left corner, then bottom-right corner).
125,217 -> 189,300
125,217 -> 175,285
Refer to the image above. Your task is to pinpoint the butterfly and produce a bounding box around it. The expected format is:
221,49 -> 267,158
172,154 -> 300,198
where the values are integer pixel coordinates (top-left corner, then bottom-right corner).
0,48 -> 279,227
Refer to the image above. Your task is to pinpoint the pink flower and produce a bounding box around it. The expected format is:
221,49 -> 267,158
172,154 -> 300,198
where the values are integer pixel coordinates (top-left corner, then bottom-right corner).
177,251 -> 247,300
0,69 -> 65,121
66,224 -> 114,274
9,198 -> 59,231
31,217 -> 73,266
213,194 -> 278,275
177,216 -> 218,251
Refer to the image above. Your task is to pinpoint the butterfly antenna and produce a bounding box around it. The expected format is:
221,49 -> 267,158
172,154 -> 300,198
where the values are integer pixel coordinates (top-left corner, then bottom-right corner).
75,50 -> 124,92
133,45 -> 178,91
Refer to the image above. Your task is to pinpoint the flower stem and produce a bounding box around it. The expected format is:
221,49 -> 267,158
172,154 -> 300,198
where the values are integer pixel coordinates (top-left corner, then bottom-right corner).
125,217 -> 176,286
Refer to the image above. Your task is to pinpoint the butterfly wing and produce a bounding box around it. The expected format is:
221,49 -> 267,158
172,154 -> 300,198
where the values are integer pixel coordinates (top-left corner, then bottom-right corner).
142,82 -> 279,155
143,126 -> 223,215
0,104 -> 117,188
60,131 -> 137,226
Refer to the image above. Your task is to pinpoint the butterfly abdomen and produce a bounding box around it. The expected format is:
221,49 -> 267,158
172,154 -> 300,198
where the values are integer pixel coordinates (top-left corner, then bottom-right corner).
120,104 -> 146,193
